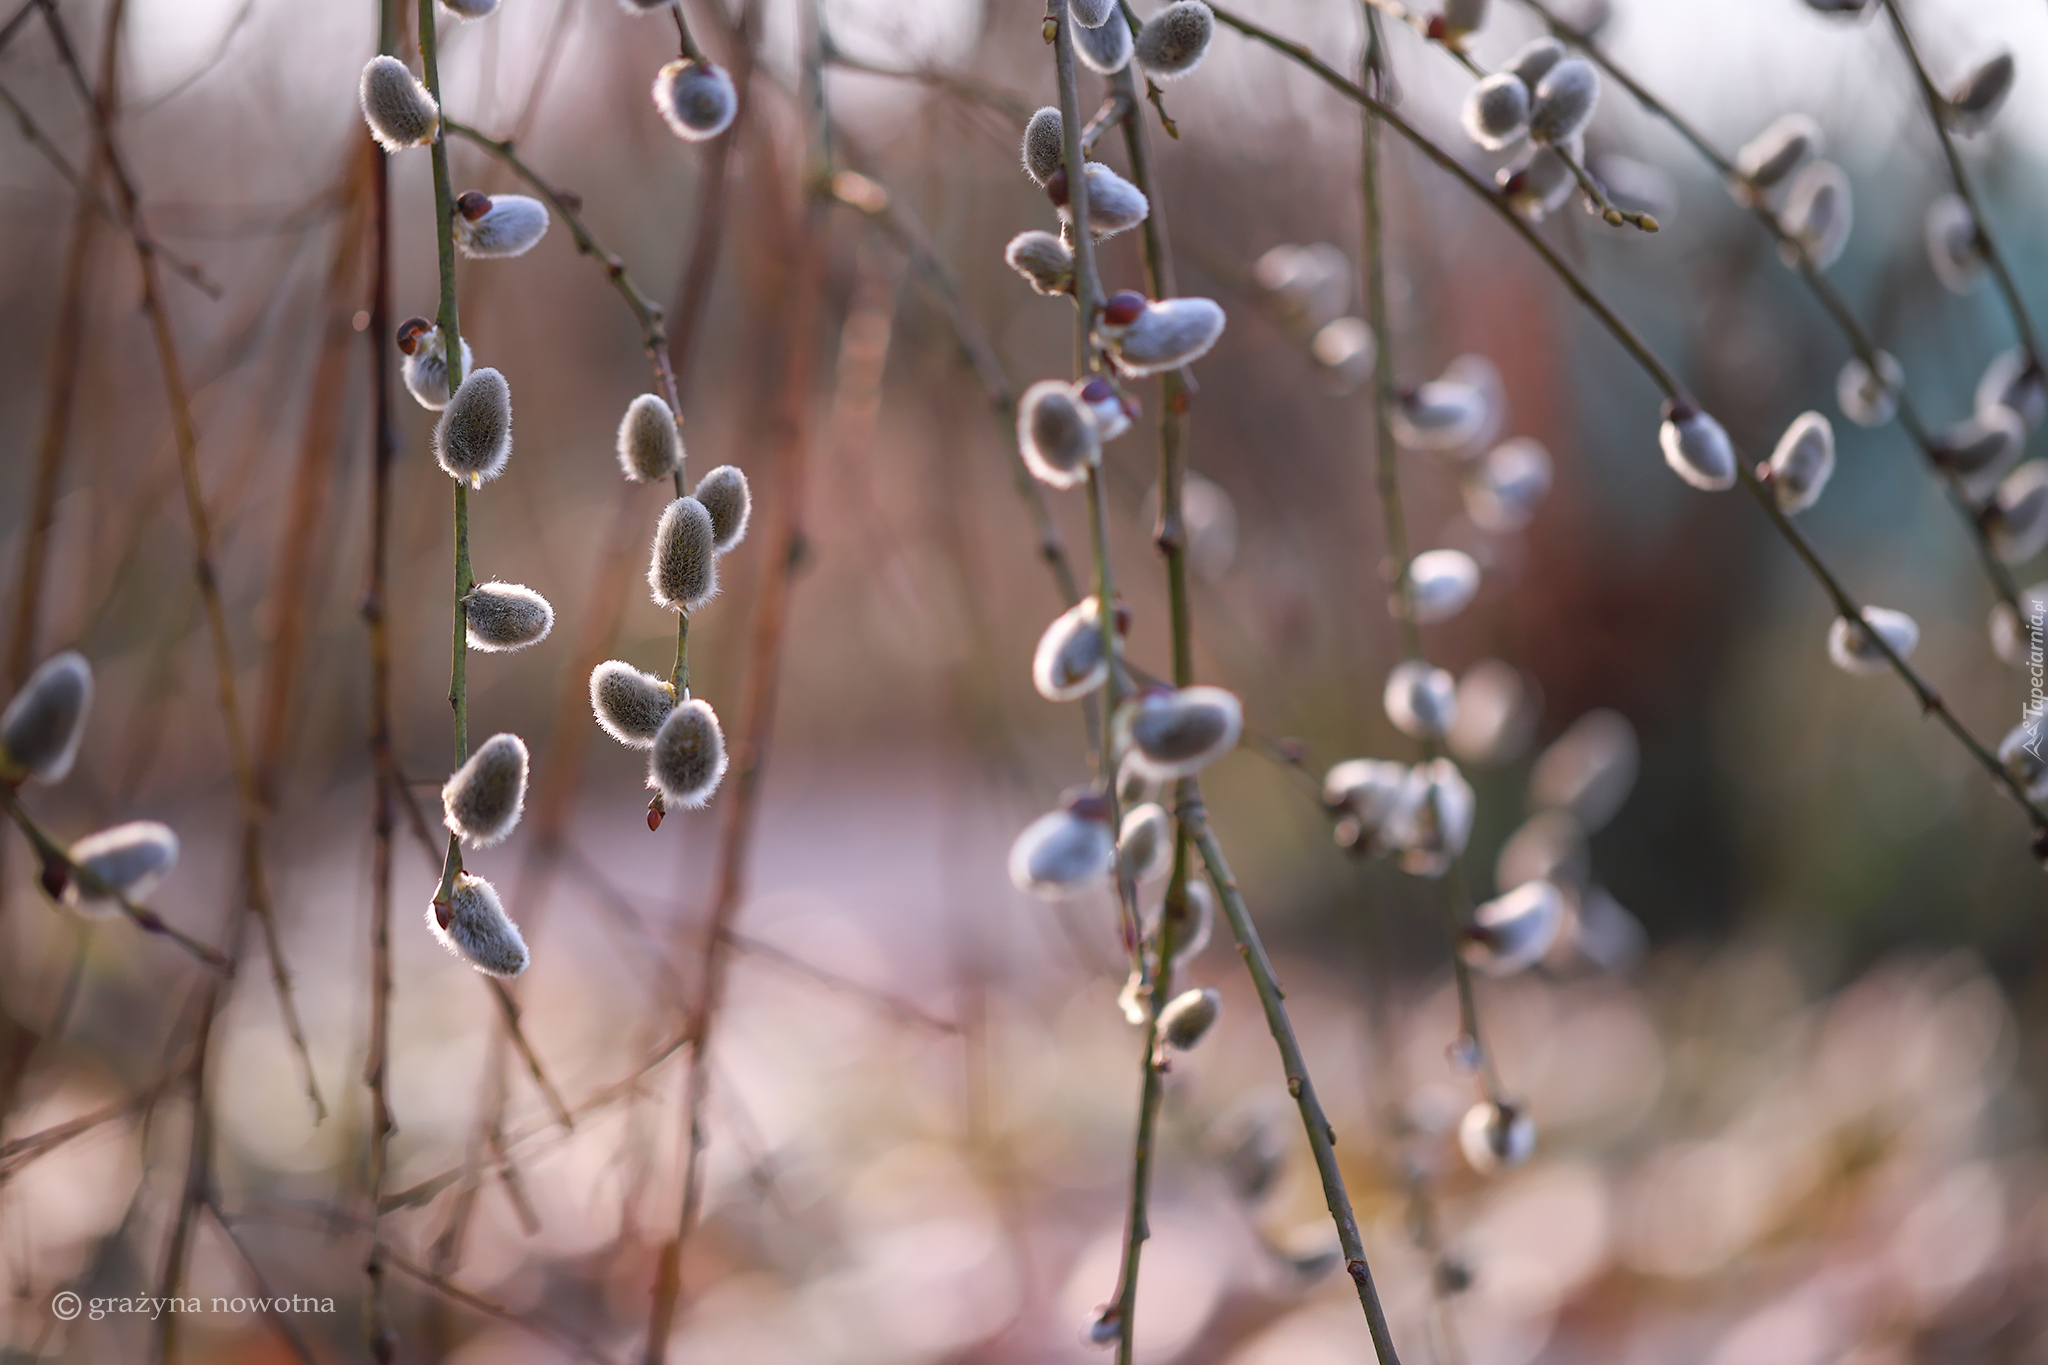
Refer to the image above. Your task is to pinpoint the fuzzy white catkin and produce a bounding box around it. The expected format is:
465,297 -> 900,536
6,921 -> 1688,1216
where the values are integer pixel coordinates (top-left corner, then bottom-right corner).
1499,140 -> 1577,219
359,56 -> 439,153
590,661 -> 675,748
1105,298 -> 1225,376
653,60 -> 737,141
1504,37 -> 1564,88
436,367 -> 512,486
1119,686 -> 1243,780
1384,660 -> 1457,740
1530,709 -> 1637,832
1836,351 -> 1902,428
617,393 -> 681,483
1462,880 -> 1564,977
1077,379 -> 1134,441
1311,317 -> 1375,386
430,874 -> 529,977
403,328 -> 471,411
1118,802 -> 1173,883
1998,718 -> 2048,799
464,582 -> 554,652
1781,160 -> 1852,270
649,497 -> 719,610
1977,349 -> 2047,430
0,651 -> 91,785
1989,583 -> 2048,667
1059,163 -> 1150,239
1735,113 -> 1821,191
1392,381 -> 1488,451
1068,0 -> 1118,28
1939,405 -> 2026,499
1924,195 -> 1983,295
1946,50 -> 2015,133
693,465 -> 751,552
1019,380 -> 1100,488
1074,9 -> 1133,73
1134,2 -> 1214,82
454,194 -> 550,259
1528,58 -> 1599,146
1004,231 -> 1074,296
1407,550 -> 1481,625
1388,758 -> 1475,877
442,733 -> 528,847
1033,597 -> 1112,701
648,699 -> 728,808
1659,408 -> 1737,491
1463,437 -> 1552,532
1767,411 -> 1835,514
62,821 -> 178,914
1008,804 -> 1114,898
1022,107 -> 1065,186
1461,73 -> 1531,151
1827,607 -> 1919,676
1323,757 -> 1419,852
1990,463 -> 2048,564
1459,1100 -> 1535,1174
1159,987 -> 1221,1050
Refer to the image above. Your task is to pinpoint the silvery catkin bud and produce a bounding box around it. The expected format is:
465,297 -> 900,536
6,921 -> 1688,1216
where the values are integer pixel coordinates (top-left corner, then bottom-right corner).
1050,162 -> 1150,239
429,873 -> 528,977
693,465 -> 751,552
452,191 -> 550,259
1827,606 -> 1920,676
1658,403 -> 1737,491
1461,73 -> 1531,151
1387,758 -> 1475,877
1019,380 -> 1101,489
1407,550 -> 1480,625
1392,380 -> 1488,451
1,650 -> 91,785
1924,195 -> 1983,295
617,393 -> 682,483
1075,8 -> 1133,73
1780,160 -> 1852,270
1988,463 -> 2048,565
397,317 -> 471,410
1989,582 -> 2048,667
653,60 -> 738,141
590,661 -> 675,747
648,698 -> 728,809
1498,140 -> 1577,219
1384,660 -> 1457,739
1004,231 -> 1074,296
1527,58 -> 1599,146
442,732 -> 528,847
649,497 -> 719,610
1530,709 -> 1637,832
1836,351 -> 1902,428
464,582 -> 554,652
1118,801 -> 1173,883
1504,37 -> 1564,88
1461,879 -> 1564,977
436,367 -> 513,486
1458,1099 -> 1535,1174
1323,757 -> 1421,853
1069,0 -> 1118,27
1945,50 -> 2015,133
1158,987 -> 1221,1051
1134,2 -> 1214,82
1734,113 -> 1821,191
1765,410 -> 1835,514
1976,349 -> 2047,430
1099,293 -> 1226,376
1117,686 -> 1244,780
360,56 -> 440,153
58,821 -> 177,915
1463,437 -> 1553,532
1077,377 -> 1137,441
1022,107 -> 1065,186
1998,717 -> 2048,799
1033,595 -> 1121,700
1936,405 -> 2026,499
1008,790 -> 1115,899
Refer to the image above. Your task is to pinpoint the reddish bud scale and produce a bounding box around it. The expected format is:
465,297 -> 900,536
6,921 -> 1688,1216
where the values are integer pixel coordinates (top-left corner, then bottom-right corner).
1103,291 -> 1147,326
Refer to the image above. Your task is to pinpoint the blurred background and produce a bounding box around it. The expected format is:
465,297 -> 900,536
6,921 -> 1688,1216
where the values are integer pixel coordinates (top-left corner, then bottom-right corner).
1,0 -> 2046,1359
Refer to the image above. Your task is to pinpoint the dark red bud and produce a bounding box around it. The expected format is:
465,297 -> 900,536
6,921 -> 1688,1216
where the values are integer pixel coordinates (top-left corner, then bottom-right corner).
647,794 -> 666,831
455,190 -> 493,221
1079,377 -> 1118,405
1065,789 -> 1114,823
1103,290 -> 1147,326
433,900 -> 452,929
1660,397 -> 1698,424
395,316 -> 432,355
1425,14 -> 1448,40
38,856 -> 67,902
1045,167 -> 1069,208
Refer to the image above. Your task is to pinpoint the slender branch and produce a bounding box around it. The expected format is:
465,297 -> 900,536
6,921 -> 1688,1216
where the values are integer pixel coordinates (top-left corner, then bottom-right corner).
486,979 -> 574,1131
1181,794 -> 1403,1363
1206,3 -> 2048,836
821,50 -> 1035,122
1879,0 -> 2042,367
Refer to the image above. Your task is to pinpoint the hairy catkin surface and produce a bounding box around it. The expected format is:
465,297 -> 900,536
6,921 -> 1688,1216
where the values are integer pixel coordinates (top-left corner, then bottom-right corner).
591,662 -> 675,747
0,651 -> 91,784
654,60 -> 738,141
436,367 -> 513,484
650,496 -> 719,609
442,733 -> 529,847
431,874 -> 529,977
464,582 -> 555,651
62,821 -> 178,914
693,465 -> 751,551
648,699 -> 728,808
359,56 -> 439,152
617,393 -> 682,483
1022,107 -> 1064,185
1134,2 -> 1215,81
